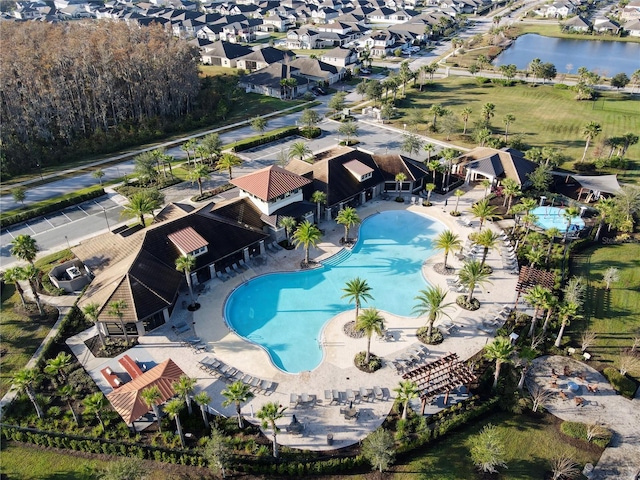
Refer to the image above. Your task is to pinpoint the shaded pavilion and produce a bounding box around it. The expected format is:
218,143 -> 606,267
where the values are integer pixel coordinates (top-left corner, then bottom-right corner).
402,353 -> 477,415
513,266 -> 556,310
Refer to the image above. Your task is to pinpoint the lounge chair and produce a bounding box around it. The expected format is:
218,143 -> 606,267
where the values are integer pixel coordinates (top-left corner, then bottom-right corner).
216,271 -> 229,282
374,386 -> 384,400
346,389 -> 358,403
225,266 -> 237,277
360,387 -> 372,402
290,393 -> 299,408
237,260 -> 249,271
331,389 -> 341,404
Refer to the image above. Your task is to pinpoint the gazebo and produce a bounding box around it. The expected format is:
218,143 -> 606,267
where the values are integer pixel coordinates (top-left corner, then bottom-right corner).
402,353 -> 477,415
570,174 -> 621,202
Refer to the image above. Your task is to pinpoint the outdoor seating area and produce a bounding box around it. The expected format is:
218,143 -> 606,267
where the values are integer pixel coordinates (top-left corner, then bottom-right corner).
456,216 -> 474,228
180,336 -> 208,353
500,231 -> 519,273
392,345 -> 430,373
198,356 -> 277,395
476,305 -> 512,334
290,393 -> 318,408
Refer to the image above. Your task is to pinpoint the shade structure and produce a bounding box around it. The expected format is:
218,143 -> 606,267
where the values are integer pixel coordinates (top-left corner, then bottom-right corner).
106,358 -> 185,424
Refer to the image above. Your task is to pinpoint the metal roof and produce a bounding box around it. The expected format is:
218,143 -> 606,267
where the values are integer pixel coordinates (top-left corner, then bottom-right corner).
231,165 -> 311,201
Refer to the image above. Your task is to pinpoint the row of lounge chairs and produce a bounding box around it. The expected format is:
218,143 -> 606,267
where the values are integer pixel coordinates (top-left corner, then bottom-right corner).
477,305 -> 512,333
266,241 -> 283,253
215,260 -> 251,282
290,392 -> 317,408
500,232 -> 519,274
392,345 -> 430,373
456,217 -> 474,228
324,386 -> 386,405
198,356 -> 277,394
180,336 -> 208,353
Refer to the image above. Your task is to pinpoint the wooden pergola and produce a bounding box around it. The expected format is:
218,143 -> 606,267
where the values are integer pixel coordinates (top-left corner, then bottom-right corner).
514,266 -> 556,310
402,353 -> 477,415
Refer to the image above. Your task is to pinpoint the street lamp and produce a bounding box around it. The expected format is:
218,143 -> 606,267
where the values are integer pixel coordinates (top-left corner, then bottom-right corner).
102,206 -> 111,232
64,235 -> 71,250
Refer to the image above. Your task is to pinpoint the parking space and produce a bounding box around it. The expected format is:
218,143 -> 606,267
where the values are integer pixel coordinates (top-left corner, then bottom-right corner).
63,206 -> 89,222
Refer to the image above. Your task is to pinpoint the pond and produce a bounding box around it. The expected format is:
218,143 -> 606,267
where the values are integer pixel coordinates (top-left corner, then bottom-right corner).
493,34 -> 640,76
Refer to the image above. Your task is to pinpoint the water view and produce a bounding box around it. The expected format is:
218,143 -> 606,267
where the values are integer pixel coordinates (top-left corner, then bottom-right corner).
493,34 -> 640,76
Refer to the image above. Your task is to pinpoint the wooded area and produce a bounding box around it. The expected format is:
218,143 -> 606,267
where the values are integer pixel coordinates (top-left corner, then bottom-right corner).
0,21 -> 201,175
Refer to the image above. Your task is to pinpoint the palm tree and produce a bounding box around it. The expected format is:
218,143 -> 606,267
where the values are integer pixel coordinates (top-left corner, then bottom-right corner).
256,402 -> 287,458
175,255 -> 196,308
521,213 -> 539,243
393,380 -> 419,420
44,352 -> 73,386
424,183 -> 436,205
311,190 -> 327,223
424,144 -> 437,164
164,399 -> 186,448
481,179 -> 492,199
141,385 -> 163,432
429,104 -> 447,131
579,121 -> 602,163
342,277 -> 374,323
395,172 -> 406,195
453,189 -> 465,214
107,300 -> 130,344
186,164 -> 210,196
336,206 -> 361,243
122,191 -> 157,227
289,141 -> 312,162
562,206 -> 580,239
593,197 -> 616,241
433,230 -> 462,270
469,199 -> 500,231
194,391 -> 211,429
173,375 -> 197,415
13,368 -> 44,418
554,302 -> 581,348
3,266 -> 27,308
338,120 -> 358,145
482,103 -> 496,126
82,302 -> 105,347
501,178 -> 521,210
461,107 -> 472,135
474,229 -> 500,270
216,153 -> 242,180
541,293 -> 559,334
10,234 -> 38,265
221,381 -> 254,428
59,385 -> 80,425
292,220 -> 322,265
413,285 -> 454,339
545,227 -> 561,266
484,337 -> 514,389
458,259 -> 491,304
524,285 -> 552,338
181,139 -> 197,165
356,308 -> 385,364
22,264 -> 44,316
503,114 -> 516,142
83,392 -> 107,430
525,248 -> 545,269
278,216 -> 297,247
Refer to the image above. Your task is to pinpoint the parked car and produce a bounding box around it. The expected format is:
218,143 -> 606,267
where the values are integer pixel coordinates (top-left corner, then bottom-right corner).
360,68 -> 371,74
311,86 -> 326,96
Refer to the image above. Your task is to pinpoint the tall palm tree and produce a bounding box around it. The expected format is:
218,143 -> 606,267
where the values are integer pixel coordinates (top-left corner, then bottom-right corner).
356,308 -> 385,364
83,302 -> 105,347
579,121 -> 602,163
469,198 -> 500,231
186,164 -> 210,196
429,104 -> 447,131
541,293 -> 559,334
292,220 -> 322,265
173,375 -> 197,415
342,277 -> 374,323
395,172 -> 407,195
141,385 -> 163,432
545,227 -> 561,266
164,399 -> 186,448
482,103 -> 496,126
593,197 -> 616,241
216,153 -> 242,180
461,107 -> 472,135
175,255 -> 196,308
10,234 -> 38,265
525,248 -> 545,269
59,385 -> 80,425
221,381 -> 254,428
107,300 -> 130,344
474,229 -> 500,270
434,230 -> 461,270
22,264 -> 44,316
393,380 -> 419,420
424,183 -> 436,204
83,392 -> 107,430
3,266 -> 27,308
562,206 -> 580,239
44,352 -> 73,386
503,114 -> 516,142
521,213 -> 539,243
524,285 -> 552,338
311,190 -> 327,223
256,402 -> 287,458
413,285 -> 454,339
181,139 -> 197,166
336,206 -> 361,243
289,141 -> 312,162
13,368 -> 44,418
424,144 -> 437,164
501,178 -> 521,210
278,216 -> 297,247
121,191 -> 157,227
484,337 -> 514,389
194,391 -> 211,429
554,302 -> 581,348
458,259 -> 491,304
453,189 -> 465,214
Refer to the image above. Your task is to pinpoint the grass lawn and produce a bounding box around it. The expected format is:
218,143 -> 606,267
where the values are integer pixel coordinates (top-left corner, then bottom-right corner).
392,76 -> 640,180
516,23 -> 640,43
569,243 -> 640,381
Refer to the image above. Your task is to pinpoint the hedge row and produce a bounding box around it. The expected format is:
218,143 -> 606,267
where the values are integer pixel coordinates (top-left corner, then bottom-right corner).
225,126 -> 299,152
35,303 -> 89,370
0,188 -> 105,228
603,367 -> 638,399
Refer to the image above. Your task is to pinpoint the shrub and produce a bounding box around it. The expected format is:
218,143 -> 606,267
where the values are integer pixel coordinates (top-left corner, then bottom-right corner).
298,127 -> 321,139
560,421 -> 612,448
574,162 -> 596,172
603,367 -> 637,398
456,295 -> 480,311
416,326 -> 444,344
553,83 -> 569,90
475,77 -> 491,85
225,126 -> 299,152
355,352 -> 382,372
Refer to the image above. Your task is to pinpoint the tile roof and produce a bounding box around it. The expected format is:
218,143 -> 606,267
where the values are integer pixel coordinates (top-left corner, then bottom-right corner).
231,165 -> 311,201
167,226 -> 209,254
343,159 -> 374,177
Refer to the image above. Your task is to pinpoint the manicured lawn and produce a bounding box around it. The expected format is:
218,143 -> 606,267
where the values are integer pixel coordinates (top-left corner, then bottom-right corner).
199,64 -> 239,77
569,243 -> 640,381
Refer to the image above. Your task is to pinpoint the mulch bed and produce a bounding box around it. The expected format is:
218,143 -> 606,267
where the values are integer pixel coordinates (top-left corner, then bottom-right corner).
343,321 -> 365,339
433,263 -> 456,275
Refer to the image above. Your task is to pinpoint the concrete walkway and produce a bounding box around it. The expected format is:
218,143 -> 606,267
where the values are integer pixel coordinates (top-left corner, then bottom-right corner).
529,356 -> 640,480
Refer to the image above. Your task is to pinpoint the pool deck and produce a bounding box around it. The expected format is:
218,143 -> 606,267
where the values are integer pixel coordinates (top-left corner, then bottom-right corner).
69,184 -> 520,450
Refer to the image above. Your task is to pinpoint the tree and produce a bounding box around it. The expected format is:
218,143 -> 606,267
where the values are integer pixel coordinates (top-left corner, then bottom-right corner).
528,58 -> 542,84
336,206 -> 361,243
356,308 -> 385,364
424,144 -> 437,165
458,259 -> 491,304
564,276 -> 586,308
250,116 -> 267,135
460,107 -> 472,135
610,72 -> 630,90
474,127 -> 492,147
3,266 -> 27,308
182,139 -> 197,165
83,392 -> 107,430
279,78 -> 297,99
440,112 -> 458,141
141,385 -> 163,432
186,163 -> 210,197
100,458 -> 146,480
428,104 -> 448,132
10,234 -> 38,265
175,255 -> 196,308
11,187 -> 26,205
365,80 -> 383,106
554,301 -> 581,348
470,424 -> 508,474
481,178 -> 492,199
434,230 -> 462,270
527,164 -> 552,192
22,264 -> 44,316
524,248 -> 545,270
501,178 -> 521,211
540,62 -> 557,84
173,375 -> 197,415
278,216 -> 297,247
59,385 -> 80,425
395,172 -> 406,195
203,428 -> 232,478
338,120 -> 359,145
256,402 -> 287,458
413,285 -> 453,339
121,191 -> 159,227
327,91 -> 347,116
164,398 -> 186,448
524,285 -> 552,338
476,54 -> 488,72
499,64 -> 518,82
289,141 -> 312,162
484,337 -> 514,389
562,206 -> 580,239
82,302 -> 105,347
310,190 -> 327,223
292,220 -> 322,265
44,351 -> 73,386
134,151 -> 159,186
92,169 -> 105,186
356,79 -> 368,99
424,183 -> 435,205
194,391 -> 211,429
216,153 -> 242,180
13,368 -> 44,418
453,189 -> 465,214
201,133 -> 222,164
393,380 -> 418,420
474,229 -> 500,270
380,103 -> 395,124
469,198 -> 500,231
401,133 -> 423,157
107,300 -> 129,344
482,103 -> 496,126
603,267 -> 620,290
399,60 -> 414,96
299,108 -> 321,129
362,428 -> 395,473
503,114 -> 515,142
549,455 -> 580,480
221,380 -> 254,429
579,121 -> 602,163
342,277 -> 374,323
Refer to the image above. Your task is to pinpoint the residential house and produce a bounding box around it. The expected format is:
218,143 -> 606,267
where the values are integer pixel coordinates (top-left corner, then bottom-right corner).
240,62 -> 309,98
593,17 -> 621,34
260,13 -> 290,31
290,57 -> 346,84
455,147 -> 538,187
624,18 -> 640,36
321,46 -> 360,68
287,27 -> 322,48
200,40 -> 253,67
621,0 -> 640,21
561,15 -> 591,32
360,31 -> 410,56
236,46 -> 296,71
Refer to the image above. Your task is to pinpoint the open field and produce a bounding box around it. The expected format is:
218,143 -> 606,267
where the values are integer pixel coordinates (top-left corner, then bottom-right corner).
569,243 -> 640,382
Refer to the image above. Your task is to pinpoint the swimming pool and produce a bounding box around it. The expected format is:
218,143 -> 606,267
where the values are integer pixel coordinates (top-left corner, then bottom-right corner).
224,210 -> 445,373
531,206 -> 585,231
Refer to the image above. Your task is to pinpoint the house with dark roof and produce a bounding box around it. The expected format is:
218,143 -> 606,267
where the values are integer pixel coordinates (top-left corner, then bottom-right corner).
200,40 -> 253,66
239,62 -> 310,98
289,57 -> 346,84
321,46 -> 359,68
455,147 -> 538,187
236,46 -> 295,71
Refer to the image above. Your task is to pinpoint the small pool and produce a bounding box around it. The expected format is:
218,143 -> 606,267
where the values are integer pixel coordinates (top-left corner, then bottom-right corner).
531,206 -> 585,231
224,211 -> 445,373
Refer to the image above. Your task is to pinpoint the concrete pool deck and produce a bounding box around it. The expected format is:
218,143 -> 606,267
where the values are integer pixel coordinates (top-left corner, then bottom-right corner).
70,184 -> 520,450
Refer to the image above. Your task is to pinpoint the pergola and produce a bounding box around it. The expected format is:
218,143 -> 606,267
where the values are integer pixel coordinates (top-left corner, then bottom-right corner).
402,353 -> 477,415
514,266 -> 556,310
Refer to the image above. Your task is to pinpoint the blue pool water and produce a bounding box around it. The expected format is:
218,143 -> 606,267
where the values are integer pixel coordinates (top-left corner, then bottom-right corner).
224,210 -> 445,373
531,206 -> 585,231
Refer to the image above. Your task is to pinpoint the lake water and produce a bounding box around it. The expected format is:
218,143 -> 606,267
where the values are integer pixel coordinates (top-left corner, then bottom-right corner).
493,34 -> 640,76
